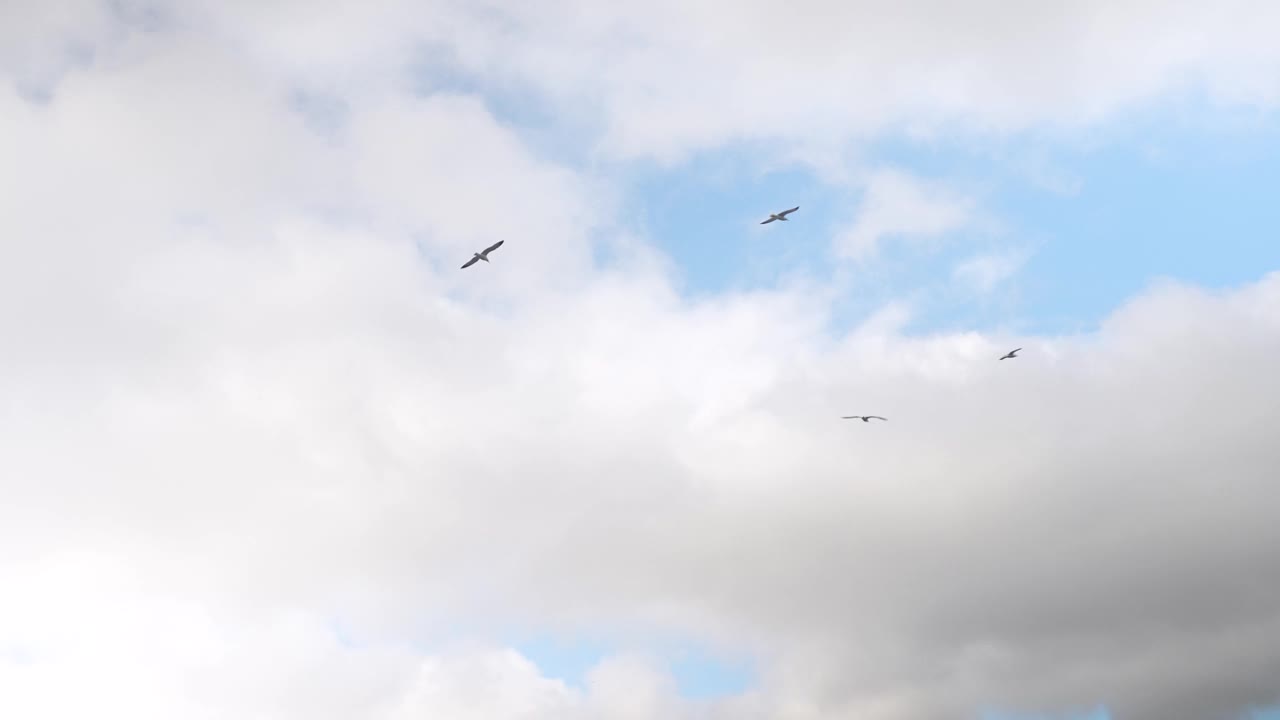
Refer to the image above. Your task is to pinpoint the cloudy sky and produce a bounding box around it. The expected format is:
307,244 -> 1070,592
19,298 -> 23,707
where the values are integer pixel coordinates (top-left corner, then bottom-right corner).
3,1 -> 1280,718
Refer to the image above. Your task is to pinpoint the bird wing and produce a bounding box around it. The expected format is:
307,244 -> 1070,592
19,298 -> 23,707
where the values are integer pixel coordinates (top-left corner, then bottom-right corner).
483,240 -> 505,254
868,416 -> 887,421
841,416 -> 860,419
460,256 -> 480,269
779,206 -> 799,216
760,217 -> 776,224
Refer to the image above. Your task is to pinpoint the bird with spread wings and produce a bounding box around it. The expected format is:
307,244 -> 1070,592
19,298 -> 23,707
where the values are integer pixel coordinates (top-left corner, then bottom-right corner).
461,240 -> 505,269
760,206 -> 800,224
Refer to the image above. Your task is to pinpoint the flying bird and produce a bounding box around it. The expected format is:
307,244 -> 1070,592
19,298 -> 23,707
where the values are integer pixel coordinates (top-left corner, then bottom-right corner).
842,415 -> 887,422
760,206 -> 800,224
999,347 -> 1022,361
461,240 -> 505,269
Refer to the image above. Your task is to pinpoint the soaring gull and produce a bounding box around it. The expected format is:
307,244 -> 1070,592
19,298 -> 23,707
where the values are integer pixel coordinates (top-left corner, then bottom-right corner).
461,240 -> 505,269
842,415 -> 887,422
999,347 -> 1022,361
760,206 -> 800,224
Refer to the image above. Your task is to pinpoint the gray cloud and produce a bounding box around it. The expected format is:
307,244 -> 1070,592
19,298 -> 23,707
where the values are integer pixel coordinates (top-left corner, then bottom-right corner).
3,3 -> 1280,719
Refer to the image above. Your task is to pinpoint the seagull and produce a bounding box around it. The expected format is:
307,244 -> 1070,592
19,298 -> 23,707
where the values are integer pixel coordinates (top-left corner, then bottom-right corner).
842,415 -> 887,422
999,347 -> 1022,361
760,206 -> 800,224
461,240 -> 505,269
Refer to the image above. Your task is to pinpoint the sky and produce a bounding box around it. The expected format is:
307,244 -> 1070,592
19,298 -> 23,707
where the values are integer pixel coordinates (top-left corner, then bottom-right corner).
2,1 -> 1280,719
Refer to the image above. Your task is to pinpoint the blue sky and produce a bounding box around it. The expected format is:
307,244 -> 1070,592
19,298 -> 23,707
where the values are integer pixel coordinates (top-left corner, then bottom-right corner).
283,19 -> 1280,715
480,93 -> 1280,704
402,52 -> 1280,711
9,3 -> 1280,719
505,102 -> 1280,704
514,632 -> 754,698
401,17 -> 1280,346
620,105 -> 1280,338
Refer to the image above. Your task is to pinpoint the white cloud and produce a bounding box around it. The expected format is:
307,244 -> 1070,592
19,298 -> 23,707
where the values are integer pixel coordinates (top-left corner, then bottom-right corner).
388,650 -> 578,720
17,1 -> 1280,166
395,0 -> 1280,163
835,169 -> 976,260
3,3 -> 1280,720
953,249 -> 1030,293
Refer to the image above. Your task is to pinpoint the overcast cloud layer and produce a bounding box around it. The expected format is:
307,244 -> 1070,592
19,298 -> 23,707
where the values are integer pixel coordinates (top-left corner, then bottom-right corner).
4,2 -> 1280,719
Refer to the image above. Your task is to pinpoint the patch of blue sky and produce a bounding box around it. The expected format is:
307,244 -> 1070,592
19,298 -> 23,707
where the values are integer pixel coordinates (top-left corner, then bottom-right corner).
620,103 -> 1280,336
510,633 -> 607,690
618,143 -> 1018,336
511,628 -> 754,699
666,642 -> 755,699
397,59 -> 1280,335
390,612 -> 755,698
980,121 -> 1280,335
408,45 -> 602,167
1244,704 -> 1280,720
621,153 -> 839,297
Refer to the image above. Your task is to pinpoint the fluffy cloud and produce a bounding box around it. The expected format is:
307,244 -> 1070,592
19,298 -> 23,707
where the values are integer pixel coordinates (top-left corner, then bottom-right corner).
397,0 -> 1280,163
46,0 -> 1277,165
835,169 -> 976,260
4,3 -> 1280,720
388,651 -> 766,720
953,249 -> 1029,294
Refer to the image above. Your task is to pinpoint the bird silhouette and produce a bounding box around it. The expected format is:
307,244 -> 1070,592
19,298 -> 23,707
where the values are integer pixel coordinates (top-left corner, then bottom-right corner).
461,240 -> 505,269
760,206 -> 800,224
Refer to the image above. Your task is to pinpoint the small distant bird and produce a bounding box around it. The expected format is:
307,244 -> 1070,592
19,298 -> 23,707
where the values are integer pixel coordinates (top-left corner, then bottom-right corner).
760,206 -> 800,224
842,415 -> 887,422
461,240 -> 505,269
999,347 -> 1022,361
